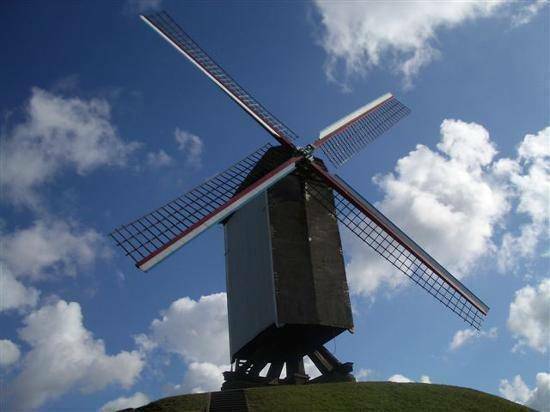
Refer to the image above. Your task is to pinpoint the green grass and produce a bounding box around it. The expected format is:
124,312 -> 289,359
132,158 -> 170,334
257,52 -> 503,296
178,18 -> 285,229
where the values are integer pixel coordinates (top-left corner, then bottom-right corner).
136,381 -> 532,412
245,382 -> 531,411
136,393 -> 208,412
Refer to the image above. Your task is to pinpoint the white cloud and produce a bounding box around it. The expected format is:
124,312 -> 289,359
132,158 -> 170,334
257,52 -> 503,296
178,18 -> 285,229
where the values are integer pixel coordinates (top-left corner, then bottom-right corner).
529,373 -> 550,412
6,300 -> 144,410
419,375 -> 432,384
0,88 -> 139,207
144,293 -> 328,393
388,374 -> 413,383
133,333 -> 158,353
141,293 -> 231,396
0,264 -> 39,312
146,149 -> 173,168
511,0 -> 549,26
348,119 -> 509,296
1,219 -> 105,280
355,368 -> 372,381
347,123 -> 550,297
388,374 -> 431,384
436,120 -> 497,169
449,327 -> 498,351
0,339 -> 21,367
449,329 -> 477,351
495,127 -> 549,271
312,1 -> 546,89
498,226 -> 541,273
175,128 -> 203,168
148,293 -> 229,365
507,278 -> 550,353
499,373 -> 550,411
346,243 -> 407,297
100,392 -> 150,412
499,375 -> 533,404
177,362 -> 229,394
312,2 -> 503,89
517,126 -> 550,161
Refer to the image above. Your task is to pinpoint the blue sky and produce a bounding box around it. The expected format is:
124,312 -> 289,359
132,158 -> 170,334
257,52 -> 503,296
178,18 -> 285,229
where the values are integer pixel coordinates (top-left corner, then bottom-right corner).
0,1 -> 548,411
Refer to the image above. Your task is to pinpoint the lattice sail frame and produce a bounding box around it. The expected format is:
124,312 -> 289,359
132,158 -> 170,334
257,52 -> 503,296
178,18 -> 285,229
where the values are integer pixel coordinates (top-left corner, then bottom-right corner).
304,170 -> 488,329
314,94 -> 411,168
141,11 -> 299,147
111,144 -> 298,270
112,11 -> 489,328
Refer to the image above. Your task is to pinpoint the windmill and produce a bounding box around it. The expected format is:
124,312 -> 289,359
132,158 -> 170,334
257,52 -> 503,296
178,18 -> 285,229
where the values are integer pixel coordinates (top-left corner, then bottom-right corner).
111,11 -> 489,389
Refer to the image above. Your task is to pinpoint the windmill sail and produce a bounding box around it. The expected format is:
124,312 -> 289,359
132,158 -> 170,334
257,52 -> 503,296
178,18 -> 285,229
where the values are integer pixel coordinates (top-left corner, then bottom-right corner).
141,11 -> 299,147
111,144 -> 300,271
314,94 -> 410,167
306,163 -> 489,329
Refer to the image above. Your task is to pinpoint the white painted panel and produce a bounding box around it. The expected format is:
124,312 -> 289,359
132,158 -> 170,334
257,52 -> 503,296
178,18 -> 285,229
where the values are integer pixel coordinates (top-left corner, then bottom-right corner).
224,193 -> 276,359
319,93 -> 393,139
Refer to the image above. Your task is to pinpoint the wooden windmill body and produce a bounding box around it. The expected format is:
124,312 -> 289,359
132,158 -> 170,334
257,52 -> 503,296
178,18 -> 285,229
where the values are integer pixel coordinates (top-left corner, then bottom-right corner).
224,148 -> 353,384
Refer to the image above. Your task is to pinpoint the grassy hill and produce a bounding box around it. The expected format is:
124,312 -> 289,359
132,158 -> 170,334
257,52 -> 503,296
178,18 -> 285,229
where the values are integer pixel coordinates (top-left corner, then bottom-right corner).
135,381 -> 532,411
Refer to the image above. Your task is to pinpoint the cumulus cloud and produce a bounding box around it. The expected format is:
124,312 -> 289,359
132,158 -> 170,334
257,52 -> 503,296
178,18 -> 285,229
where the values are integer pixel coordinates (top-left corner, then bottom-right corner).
0,87 -> 139,207
142,293 -> 229,394
176,362 -> 229,394
0,339 -> 21,367
507,278 -> 550,353
388,374 -> 413,383
355,368 -> 373,381
449,327 -> 498,351
348,123 -> 550,297
0,264 -> 39,312
345,242 -> 407,297
143,293 -> 336,393
498,226 -> 541,273
0,219 -> 106,280
312,2 -> 502,88
388,374 -> 431,383
499,373 -> 550,411
6,300 -> 144,410
100,392 -> 150,412
529,373 -> 550,412
147,293 -> 229,365
312,1 -> 546,89
495,127 -> 550,272
419,375 -> 432,384
175,128 -> 203,169
347,119 -> 509,296
499,375 -> 532,404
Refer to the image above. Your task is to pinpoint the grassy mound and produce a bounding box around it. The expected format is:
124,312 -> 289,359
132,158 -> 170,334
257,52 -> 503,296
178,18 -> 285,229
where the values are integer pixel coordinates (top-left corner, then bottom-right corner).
136,381 -> 531,411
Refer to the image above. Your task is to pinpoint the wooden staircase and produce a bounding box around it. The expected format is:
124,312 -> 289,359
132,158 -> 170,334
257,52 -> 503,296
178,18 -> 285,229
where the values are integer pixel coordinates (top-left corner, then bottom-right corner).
209,389 -> 248,412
